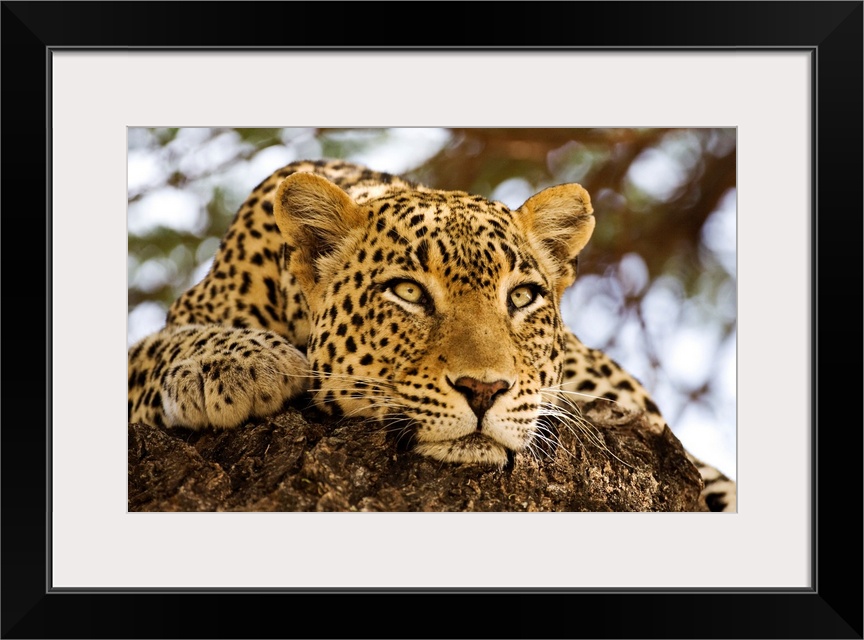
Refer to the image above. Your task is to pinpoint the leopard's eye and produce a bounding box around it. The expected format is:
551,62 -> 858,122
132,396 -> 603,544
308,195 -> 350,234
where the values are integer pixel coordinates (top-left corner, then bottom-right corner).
509,285 -> 537,309
392,280 -> 426,304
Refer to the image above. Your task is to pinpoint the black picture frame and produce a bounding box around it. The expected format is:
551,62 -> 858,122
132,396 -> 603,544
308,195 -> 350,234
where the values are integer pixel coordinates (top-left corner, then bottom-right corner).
2,2 -> 861,638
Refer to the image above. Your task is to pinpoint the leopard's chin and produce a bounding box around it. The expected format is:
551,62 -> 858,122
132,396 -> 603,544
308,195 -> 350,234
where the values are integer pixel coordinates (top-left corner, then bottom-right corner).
412,432 -> 513,467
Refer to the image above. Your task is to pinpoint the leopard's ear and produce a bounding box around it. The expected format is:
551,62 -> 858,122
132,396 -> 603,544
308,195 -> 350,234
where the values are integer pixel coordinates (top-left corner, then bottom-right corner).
516,183 -> 595,294
274,172 -> 366,291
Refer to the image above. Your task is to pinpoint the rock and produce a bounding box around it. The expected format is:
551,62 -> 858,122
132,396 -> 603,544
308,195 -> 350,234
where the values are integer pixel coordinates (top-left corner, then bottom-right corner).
128,401 -> 707,512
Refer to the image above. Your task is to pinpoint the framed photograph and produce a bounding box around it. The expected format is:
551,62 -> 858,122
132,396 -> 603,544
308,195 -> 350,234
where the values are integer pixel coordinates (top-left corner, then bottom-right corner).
5,2 -> 861,638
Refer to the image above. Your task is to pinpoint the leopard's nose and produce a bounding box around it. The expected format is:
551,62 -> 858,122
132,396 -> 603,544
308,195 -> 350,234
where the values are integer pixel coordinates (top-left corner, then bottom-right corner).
448,376 -> 511,424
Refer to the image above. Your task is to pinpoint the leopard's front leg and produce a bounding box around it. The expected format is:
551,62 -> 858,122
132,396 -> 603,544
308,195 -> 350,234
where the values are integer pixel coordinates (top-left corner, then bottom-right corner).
128,324 -> 309,429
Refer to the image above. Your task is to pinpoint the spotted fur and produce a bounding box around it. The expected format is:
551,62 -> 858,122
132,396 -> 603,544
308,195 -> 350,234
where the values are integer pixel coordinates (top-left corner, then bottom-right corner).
128,160 -> 736,511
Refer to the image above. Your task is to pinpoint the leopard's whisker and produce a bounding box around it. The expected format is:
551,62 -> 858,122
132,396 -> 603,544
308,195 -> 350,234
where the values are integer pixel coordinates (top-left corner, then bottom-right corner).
537,400 -> 635,469
542,385 -> 625,409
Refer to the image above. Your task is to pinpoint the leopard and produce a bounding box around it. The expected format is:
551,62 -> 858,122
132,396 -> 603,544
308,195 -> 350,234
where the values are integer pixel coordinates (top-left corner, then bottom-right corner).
128,159 -> 736,512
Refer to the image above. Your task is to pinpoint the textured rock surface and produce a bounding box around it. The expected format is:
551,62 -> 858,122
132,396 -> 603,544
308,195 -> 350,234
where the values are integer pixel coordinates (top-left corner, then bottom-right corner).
128,401 -> 707,512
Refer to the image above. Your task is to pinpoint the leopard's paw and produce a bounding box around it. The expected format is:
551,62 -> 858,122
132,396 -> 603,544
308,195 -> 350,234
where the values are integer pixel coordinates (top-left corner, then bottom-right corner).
158,332 -> 310,429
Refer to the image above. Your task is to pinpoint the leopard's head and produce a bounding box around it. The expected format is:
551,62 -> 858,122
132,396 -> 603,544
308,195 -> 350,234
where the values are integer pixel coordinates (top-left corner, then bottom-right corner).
274,172 -> 594,466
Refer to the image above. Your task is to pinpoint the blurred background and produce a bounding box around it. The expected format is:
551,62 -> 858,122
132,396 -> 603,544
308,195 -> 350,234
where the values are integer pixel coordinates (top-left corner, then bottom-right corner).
127,127 -> 737,480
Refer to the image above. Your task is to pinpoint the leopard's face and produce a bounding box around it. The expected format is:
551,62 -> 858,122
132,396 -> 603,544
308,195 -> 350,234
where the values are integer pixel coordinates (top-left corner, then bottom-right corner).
276,173 -> 595,466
